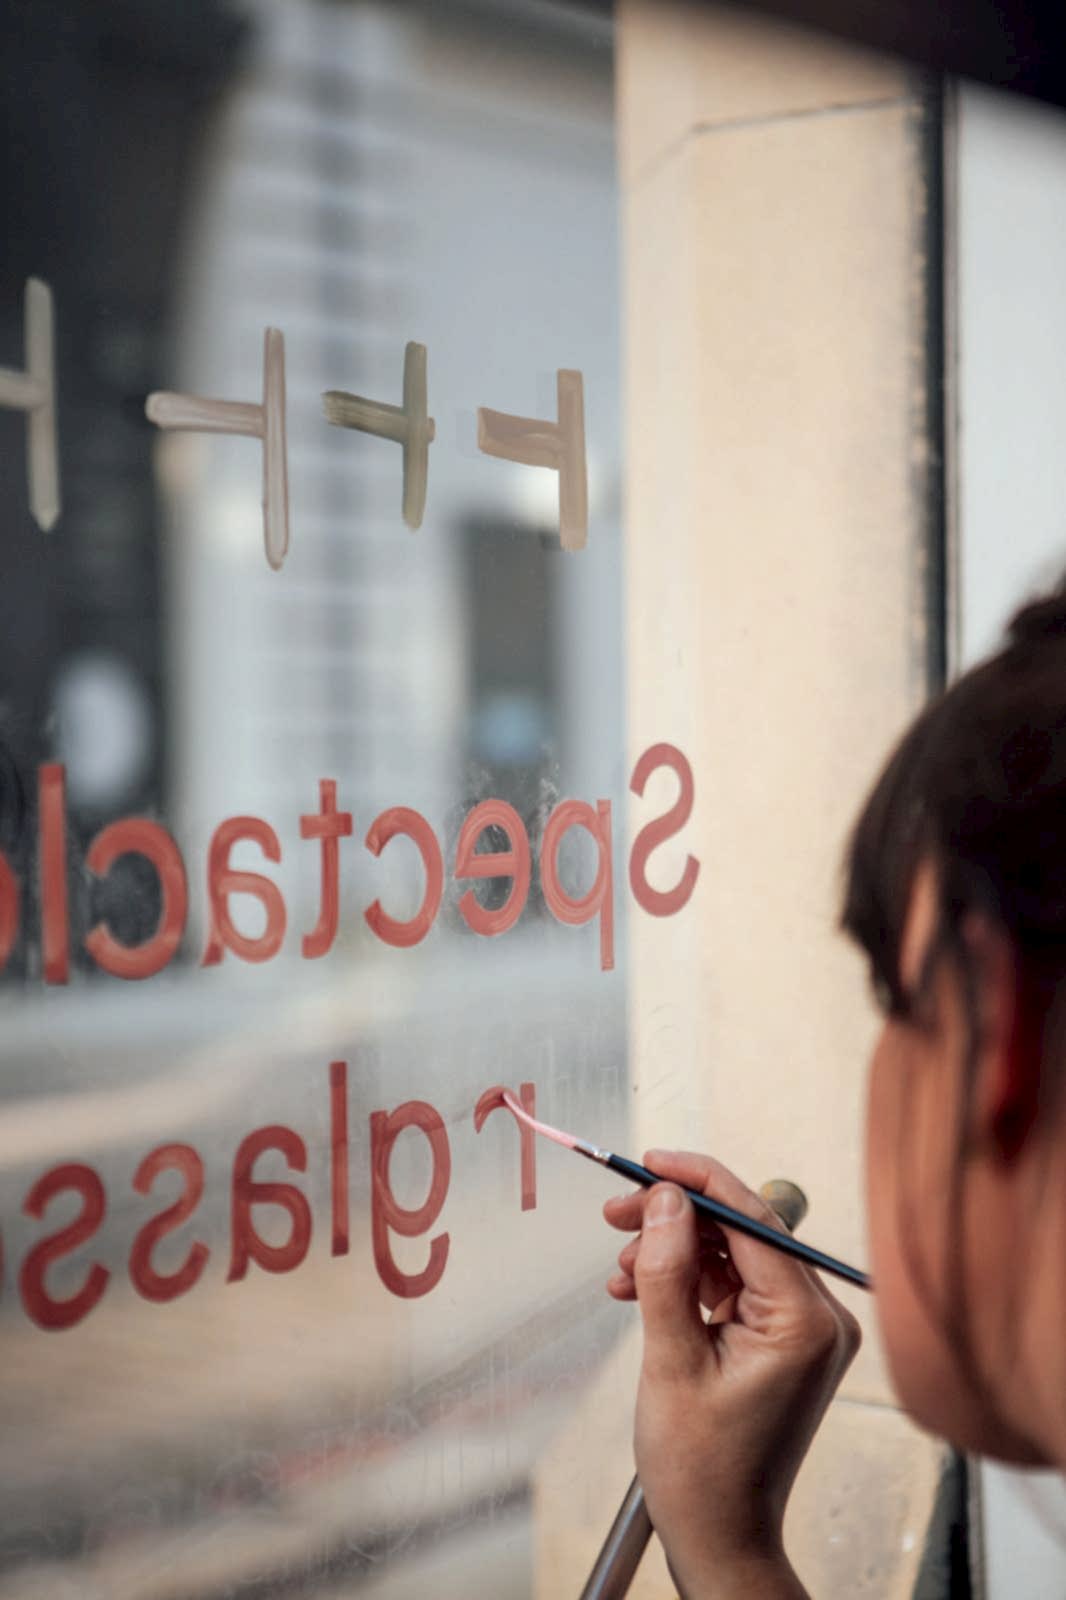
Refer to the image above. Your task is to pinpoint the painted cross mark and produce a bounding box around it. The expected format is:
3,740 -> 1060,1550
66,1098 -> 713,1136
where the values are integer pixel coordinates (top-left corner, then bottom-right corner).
322,341 -> 435,531
146,327 -> 290,570
0,278 -> 60,532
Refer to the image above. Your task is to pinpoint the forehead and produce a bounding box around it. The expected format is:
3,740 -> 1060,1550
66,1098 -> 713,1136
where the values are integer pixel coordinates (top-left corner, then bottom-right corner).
899,859 -> 940,989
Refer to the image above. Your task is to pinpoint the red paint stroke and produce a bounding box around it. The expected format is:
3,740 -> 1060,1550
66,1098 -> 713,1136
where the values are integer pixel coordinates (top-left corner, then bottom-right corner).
20,1162 -> 109,1330
38,762 -> 68,984
300,779 -> 353,959
455,800 -> 530,937
540,797 -> 614,971
129,1143 -> 209,1303
227,1125 -> 311,1281
330,1060 -> 349,1256
202,816 -> 286,966
474,1081 -> 538,1209
364,806 -> 443,948
0,850 -> 19,972
629,743 -> 700,916
370,1100 -> 450,1298
85,818 -> 188,979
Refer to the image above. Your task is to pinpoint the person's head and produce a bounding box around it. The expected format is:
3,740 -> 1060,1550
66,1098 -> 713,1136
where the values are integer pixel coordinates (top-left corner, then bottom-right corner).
841,572 -> 1066,1467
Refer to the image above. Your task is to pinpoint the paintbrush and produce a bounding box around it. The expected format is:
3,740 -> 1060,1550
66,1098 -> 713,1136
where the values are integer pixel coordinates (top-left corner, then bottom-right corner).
499,1091 -> 871,1291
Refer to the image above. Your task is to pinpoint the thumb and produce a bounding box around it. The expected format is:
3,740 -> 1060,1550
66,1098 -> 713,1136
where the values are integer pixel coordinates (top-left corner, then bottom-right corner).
634,1184 -> 708,1380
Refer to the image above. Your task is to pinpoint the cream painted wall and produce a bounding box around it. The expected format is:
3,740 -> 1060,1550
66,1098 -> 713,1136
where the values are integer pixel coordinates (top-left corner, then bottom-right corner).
535,4 -> 948,1594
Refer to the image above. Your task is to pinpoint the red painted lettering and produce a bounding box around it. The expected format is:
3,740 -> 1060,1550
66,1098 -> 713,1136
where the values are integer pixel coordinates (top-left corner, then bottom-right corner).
129,1143 -> 209,1303
454,800 -> 530,937
300,780 -> 352,959
330,1060 -> 349,1256
20,1163 -> 109,1330
474,1081 -> 538,1210
540,798 -> 614,970
38,763 -> 68,984
0,851 -> 19,972
370,1101 -> 450,1298
629,743 -> 700,916
85,818 -> 188,979
202,816 -> 286,966
364,807 -> 443,948
228,1125 -> 312,1280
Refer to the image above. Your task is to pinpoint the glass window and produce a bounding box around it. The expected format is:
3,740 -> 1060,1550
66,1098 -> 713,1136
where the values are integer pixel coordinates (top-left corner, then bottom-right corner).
0,3 -> 629,1593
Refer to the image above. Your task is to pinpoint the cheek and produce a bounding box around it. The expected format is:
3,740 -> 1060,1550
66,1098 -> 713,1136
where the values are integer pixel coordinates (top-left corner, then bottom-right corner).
864,1032 -> 903,1282
865,1047 -> 897,1355
865,1034 -> 959,1431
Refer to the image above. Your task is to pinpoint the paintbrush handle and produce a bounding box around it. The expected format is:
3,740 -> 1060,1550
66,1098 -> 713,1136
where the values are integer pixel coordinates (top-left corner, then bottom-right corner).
604,1154 -> 872,1291
577,1474 -> 652,1600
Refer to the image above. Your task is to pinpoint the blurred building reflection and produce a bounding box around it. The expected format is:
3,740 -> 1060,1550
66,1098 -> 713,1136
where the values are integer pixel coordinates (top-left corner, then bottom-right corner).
0,3 -> 626,1596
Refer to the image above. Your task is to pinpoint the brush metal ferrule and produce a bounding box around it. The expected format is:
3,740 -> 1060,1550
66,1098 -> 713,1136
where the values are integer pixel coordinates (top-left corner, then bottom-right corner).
574,1139 -> 611,1164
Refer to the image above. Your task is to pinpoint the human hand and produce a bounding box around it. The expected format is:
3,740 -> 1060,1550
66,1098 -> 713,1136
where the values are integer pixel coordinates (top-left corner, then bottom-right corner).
604,1152 -> 860,1598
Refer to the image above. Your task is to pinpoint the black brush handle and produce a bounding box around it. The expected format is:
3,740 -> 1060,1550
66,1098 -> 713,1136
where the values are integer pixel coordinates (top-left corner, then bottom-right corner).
604,1153 -> 872,1292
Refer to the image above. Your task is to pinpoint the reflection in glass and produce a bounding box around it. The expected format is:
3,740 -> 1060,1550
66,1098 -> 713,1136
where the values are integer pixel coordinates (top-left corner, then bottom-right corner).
0,2 -> 624,1594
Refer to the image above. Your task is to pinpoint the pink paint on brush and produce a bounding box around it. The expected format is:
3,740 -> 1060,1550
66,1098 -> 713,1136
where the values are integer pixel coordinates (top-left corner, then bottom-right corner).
473,1083 -> 539,1210
500,1089 -> 584,1151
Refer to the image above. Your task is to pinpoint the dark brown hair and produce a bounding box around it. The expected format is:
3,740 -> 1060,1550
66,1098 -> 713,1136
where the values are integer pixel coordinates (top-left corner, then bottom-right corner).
840,571 -> 1066,1405
841,571 -> 1066,1049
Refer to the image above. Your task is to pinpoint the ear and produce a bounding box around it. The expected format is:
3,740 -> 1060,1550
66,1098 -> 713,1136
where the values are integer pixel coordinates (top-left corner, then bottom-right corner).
962,915 -> 1040,1162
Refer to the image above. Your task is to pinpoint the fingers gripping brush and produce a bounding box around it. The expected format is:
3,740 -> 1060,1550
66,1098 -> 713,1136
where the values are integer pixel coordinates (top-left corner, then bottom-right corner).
490,1094 -> 873,1599
578,1180 -> 810,1600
